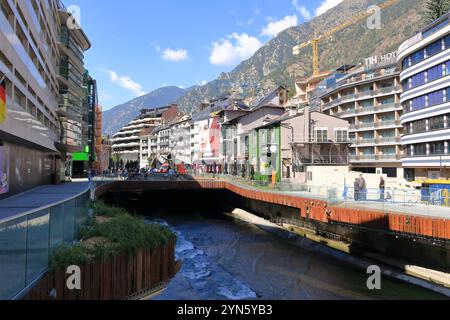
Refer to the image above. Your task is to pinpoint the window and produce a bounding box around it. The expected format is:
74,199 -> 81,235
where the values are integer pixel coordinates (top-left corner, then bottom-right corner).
430,141 -> 445,155
403,57 -> 410,70
428,90 -> 444,107
413,73 -> 425,88
412,119 -> 427,133
315,128 -> 328,142
446,35 -> 450,50
429,115 -> 446,130
411,96 -> 426,111
411,49 -> 425,65
414,143 -> 427,156
334,129 -> 348,142
426,40 -> 443,57
427,65 -> 442,82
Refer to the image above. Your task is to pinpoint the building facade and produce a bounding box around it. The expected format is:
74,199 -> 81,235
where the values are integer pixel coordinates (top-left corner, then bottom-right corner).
320,54 -> 404,178
170,115 -> 191,165
0,0 -> 92,197
111,107 -> 167,163
398,13 -> 450,181
278,110 -> 350,183
56,5 -> 92,179
71,71 -> 98,177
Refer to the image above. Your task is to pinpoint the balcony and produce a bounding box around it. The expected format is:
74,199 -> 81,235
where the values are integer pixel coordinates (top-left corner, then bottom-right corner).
375,120 -> 401,129
350,154 -> 402,162
375,103 -> 402,112
322,86 -> 402,111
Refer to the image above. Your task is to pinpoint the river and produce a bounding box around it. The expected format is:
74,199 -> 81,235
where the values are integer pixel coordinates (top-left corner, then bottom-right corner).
145,211 -> 445,300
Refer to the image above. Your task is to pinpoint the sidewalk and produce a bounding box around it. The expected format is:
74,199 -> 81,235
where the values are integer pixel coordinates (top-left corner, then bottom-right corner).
0,181 -> 90,222
217,178 -> 450,220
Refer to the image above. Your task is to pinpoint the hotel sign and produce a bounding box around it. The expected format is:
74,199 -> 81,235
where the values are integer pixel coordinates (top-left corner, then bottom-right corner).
365,52 -> 398,68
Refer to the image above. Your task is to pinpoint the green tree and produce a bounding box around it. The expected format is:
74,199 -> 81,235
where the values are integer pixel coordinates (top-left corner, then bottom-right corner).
111,153 -> 121,168
423,0 -> 450,24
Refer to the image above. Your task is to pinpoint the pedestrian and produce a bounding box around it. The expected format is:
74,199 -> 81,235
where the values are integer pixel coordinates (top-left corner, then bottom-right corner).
354,178 -> 360,201
359,174 -> 367,201
379,176 -> 386,202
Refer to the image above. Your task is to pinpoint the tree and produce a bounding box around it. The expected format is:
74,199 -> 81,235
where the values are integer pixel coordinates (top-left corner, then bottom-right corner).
423,0 -> 450,24
111,153 -> 121,168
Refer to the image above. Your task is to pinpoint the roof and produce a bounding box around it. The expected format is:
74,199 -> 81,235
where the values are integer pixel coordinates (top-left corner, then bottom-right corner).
191,97 -> 250,121
253,110 -> 348,130
251,86 -> 288,109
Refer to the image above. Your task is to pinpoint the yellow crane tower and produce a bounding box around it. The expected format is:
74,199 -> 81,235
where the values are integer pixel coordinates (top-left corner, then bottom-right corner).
293,0 -> 399,76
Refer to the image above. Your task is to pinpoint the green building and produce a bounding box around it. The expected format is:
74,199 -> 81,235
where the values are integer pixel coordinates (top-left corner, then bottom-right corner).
250,125 -> 282,183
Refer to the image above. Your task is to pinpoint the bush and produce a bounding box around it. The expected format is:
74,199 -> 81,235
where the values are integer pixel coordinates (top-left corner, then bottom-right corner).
49,201 -> 175,272
94,201 -> 128,218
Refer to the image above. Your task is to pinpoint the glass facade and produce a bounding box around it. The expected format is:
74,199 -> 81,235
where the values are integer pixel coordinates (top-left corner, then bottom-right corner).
403,86 -> 450,113
402,35 -> 450,70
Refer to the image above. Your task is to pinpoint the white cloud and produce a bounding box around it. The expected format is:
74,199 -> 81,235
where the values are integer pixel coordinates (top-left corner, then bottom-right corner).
162,48 -> 189,62
209,33 -> 263,67
292,0 -> 312,20
315,0 -> 344,17
102,69 -> 146,97
261,15 -> 298,38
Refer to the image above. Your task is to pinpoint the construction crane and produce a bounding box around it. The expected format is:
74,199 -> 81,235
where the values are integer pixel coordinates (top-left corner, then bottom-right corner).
293,0 -> 399,76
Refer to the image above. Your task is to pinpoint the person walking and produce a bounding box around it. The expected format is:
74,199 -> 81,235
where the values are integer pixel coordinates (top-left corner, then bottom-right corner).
354,178 -> 361,201
359,174 -> 367,201
379,176 -> 386,202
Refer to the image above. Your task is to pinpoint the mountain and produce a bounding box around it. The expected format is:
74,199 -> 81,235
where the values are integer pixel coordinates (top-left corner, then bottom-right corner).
102,86 -> 186,135
176,0 -> 427,113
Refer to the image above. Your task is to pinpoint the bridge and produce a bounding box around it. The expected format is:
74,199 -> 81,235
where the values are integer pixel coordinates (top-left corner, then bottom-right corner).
96,179 -> 450,242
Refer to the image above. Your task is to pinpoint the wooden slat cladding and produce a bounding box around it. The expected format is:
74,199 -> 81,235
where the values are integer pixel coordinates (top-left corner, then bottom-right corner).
24,239 -> 177,300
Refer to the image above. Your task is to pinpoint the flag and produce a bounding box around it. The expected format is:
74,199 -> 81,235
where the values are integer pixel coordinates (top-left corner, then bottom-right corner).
0,78 -> 6,124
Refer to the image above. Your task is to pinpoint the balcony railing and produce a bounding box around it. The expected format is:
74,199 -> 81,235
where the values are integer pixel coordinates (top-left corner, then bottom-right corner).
322,86 -> 402,110
350,154 -> 402,161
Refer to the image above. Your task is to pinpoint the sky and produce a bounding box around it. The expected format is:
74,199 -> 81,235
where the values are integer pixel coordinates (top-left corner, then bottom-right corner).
65,0 -> 344,110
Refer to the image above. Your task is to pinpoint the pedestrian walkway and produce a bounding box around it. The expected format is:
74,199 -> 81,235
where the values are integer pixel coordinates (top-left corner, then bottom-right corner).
0,182 -> 90,221
205,177 -> 450,220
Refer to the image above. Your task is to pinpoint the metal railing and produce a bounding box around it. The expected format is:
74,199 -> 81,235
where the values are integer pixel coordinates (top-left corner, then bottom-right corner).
0,187 -> 91,300
191,173 -> 450,217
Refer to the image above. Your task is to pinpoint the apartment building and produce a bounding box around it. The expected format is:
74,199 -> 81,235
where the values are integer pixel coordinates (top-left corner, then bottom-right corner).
111,107 -> 167,163
288,72 -> 331,109
319,53 -> 404,178
170,114 -> 191,165
398,13 -> 450,181
191,98 -> 249,173
0,0 -> 93,196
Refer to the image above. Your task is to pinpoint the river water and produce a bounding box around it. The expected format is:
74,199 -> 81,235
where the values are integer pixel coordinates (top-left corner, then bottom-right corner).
147,212 -> 445,300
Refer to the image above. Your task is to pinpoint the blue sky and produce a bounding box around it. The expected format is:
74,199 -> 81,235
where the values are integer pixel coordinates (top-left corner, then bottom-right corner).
65,0 -> 344,110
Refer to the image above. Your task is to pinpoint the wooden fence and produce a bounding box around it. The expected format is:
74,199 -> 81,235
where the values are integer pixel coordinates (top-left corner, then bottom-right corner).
24,239 -> 178,300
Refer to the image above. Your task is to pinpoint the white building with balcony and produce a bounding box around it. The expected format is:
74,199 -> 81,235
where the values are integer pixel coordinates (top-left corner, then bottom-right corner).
398,13 -> 450,181
111,108 -> 165,163
319,54 -> 404,178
